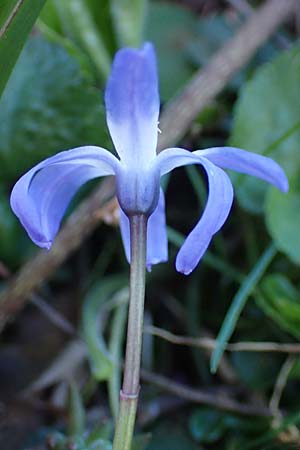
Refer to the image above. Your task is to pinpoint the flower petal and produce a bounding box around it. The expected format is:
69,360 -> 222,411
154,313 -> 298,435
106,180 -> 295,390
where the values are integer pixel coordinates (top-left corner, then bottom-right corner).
155,148 -> 234,274
119,189 -> 168,268
146,189 -> 168,270
11,146 -> 119,248
105,42 -> 159,166
176,161 -> 234,275
197,146 -> 288,192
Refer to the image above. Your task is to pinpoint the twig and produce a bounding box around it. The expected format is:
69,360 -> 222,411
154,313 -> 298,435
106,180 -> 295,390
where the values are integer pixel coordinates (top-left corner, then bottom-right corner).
141,369 -> 272,417
0,180 -> 117,331
269,356 -> 295,420
145,325 -> 300,354
0,0 -> 297,332
30,293 -> 76,336
0,0 -> 25,40
226,0 -> 291,49
157,0 -> 297,149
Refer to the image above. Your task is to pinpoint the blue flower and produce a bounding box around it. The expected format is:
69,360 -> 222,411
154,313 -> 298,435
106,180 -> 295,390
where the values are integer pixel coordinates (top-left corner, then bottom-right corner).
11,43 -> 288,275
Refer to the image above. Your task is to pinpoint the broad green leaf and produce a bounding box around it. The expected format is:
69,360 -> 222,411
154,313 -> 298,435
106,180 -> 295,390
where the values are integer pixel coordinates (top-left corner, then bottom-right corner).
0,0 -> 47,97
230,47 -> 300,263
266,185 -> 300,264
258,273 -> 300,338
230,47 -> 300,213
0,36 -> 111,184
111,0 -> 147,48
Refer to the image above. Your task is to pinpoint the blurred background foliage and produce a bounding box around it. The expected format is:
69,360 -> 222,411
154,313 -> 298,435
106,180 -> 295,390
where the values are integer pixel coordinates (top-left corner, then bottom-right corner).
1,0 -> 300,449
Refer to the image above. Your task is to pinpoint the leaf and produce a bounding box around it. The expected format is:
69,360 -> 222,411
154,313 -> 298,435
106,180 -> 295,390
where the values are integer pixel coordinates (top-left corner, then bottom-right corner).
58,0 -> 111,80
210,244 -> 276,373
146,423 -> 201,450
0,0 -> 47,97
82,276 -> 127,381
111,0 -> 147,48
189,408 -> 226,443
230,47 -> 300,263
0,188 -> 34,267
131,434 -> 152,450
68,382 -> 86,438
230,351 -> 281,390
257,273 -> 300,338
266,186 -> 300,264
145,3 -> 196,101
0,36 -> 111,184
230,48 -> 300,211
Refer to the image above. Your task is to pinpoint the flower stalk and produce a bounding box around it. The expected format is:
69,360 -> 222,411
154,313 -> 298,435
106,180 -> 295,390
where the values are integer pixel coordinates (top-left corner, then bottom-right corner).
113,214 -> 147,450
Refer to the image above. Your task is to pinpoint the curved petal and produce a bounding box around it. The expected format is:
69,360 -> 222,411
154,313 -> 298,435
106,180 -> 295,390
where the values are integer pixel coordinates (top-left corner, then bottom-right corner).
11,146 -> 119,248
156,147 -> 203,175
105,42 -> 159,166
196,146 -> 289,192
176,161 -> 234,275
119,189 -> 168,269
155,147 -> 234,275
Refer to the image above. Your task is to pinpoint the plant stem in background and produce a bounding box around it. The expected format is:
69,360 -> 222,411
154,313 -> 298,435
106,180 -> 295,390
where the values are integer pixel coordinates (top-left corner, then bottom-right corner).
113,215 -> 147,450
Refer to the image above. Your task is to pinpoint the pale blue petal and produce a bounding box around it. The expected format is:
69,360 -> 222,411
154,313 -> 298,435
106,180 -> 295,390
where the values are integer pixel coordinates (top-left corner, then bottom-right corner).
146,189 -> 168,270
119,208 -> 131,263
119,189 -> 168,268
156,147 -> 203,176
155,148 -> 234,274
176,160 -> 233,275
197,146 -> 289,192
11,146 -> 119,249
105,42 -> 159,166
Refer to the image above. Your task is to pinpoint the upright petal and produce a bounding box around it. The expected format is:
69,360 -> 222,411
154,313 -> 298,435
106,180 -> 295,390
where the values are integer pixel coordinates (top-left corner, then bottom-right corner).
105,42 -> 160,166
176,161 -> 234,275
11,146 -> 119,248
197,146 -> 288,192
119,189 -> 168,268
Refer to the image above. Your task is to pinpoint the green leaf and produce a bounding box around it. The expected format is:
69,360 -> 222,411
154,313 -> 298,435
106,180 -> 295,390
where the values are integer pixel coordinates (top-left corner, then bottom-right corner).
258,273 -> 300,338
211,244 -> 276,373
82,276 -> 127,381
57,0 -> 111,80
131,434 -> 151,450
0,36 -> 111,184
189,408 -> 226,443
231,351 -> 281,390
230,47 -> 300,205
68,382 -> 86,437
0,0 -> 47,97
229,47 -> 300,262
145,3 -> 196,101
108,297 -> 128,420
111,0 -> 147,48
0,188 -> 34,267
146,423 -> 201,450
266,186 -> 300,264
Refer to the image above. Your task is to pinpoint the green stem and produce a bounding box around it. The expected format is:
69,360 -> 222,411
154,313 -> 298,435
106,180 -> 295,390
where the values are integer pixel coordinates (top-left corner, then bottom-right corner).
113,214 -> 147,450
